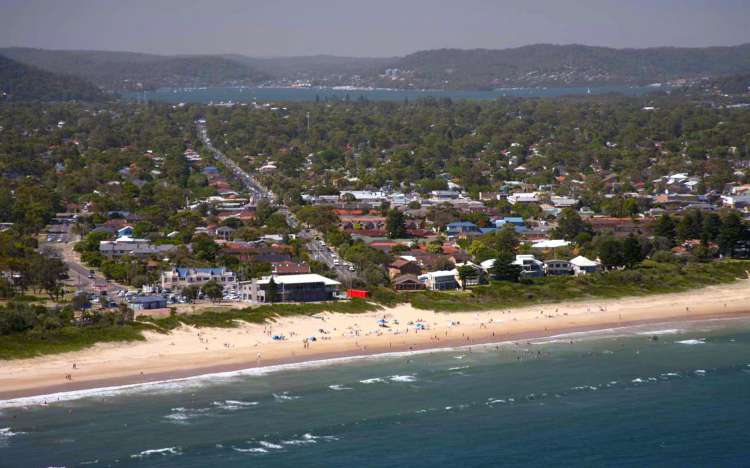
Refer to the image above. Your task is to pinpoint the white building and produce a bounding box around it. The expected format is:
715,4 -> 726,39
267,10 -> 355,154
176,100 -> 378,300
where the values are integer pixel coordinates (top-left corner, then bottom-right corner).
240,274 -> 341,303
99,237 -> 175,258
339,191 -> 387,203
507,192 -> 540,205
570,256 -> 602,275
161,267 -> 237,290
418,270 -> 459,291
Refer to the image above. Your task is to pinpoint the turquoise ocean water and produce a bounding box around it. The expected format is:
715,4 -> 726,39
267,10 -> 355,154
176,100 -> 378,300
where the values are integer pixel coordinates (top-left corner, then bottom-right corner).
123,85 -> 667,104
2,317 -> 750,467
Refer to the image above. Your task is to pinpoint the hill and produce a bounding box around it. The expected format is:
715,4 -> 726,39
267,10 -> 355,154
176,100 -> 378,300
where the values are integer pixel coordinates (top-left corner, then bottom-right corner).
226,54 -> 393,82
4,44 -> 750,92
0,55 -> 105,101
0,48 -> 271,91
374,43 -> 750,89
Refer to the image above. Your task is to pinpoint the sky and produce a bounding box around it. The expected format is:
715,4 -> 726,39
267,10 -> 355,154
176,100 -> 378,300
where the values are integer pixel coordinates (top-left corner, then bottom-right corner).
1,0 -> 749,57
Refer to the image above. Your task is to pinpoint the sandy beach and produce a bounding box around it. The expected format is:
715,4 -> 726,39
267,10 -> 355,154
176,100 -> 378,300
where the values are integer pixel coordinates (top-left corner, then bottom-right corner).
2,279 -> 750,401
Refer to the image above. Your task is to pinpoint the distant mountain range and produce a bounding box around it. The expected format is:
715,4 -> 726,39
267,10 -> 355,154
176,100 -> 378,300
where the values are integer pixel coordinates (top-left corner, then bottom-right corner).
2,44 -> 750,94
0,54 -> 105,101
0,47 -> 271,91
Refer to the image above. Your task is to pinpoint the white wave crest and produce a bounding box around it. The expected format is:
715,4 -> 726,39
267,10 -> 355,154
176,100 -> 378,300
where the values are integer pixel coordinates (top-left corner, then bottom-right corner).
328,384 -> 353,391
212,400 -> 259,410
359,377 -> 385,384
273,392 -> 300,402
676,338 -> 706,345
258,441 -> 284,449
389,375 -> 416,383
233,447 -> 268,453
131,447 -> 181,458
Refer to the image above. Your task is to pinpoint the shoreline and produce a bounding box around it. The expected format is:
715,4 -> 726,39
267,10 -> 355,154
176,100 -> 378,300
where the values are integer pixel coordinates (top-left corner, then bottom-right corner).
1,311 -> 748,405
2,280 -> 750,403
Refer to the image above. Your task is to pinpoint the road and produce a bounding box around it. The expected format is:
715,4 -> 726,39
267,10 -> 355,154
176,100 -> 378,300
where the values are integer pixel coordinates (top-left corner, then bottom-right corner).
41,223 -> 128,303
196,120 -> 273,203
196,119 -> 359,285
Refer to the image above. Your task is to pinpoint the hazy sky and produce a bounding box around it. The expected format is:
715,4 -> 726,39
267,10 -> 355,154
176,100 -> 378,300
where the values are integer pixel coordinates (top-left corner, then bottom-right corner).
1,0 -> 749,57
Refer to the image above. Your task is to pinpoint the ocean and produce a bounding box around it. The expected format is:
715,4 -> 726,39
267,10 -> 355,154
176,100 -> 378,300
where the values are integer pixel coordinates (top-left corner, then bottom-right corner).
122,85 -> 669,104
2,317 -> 750,467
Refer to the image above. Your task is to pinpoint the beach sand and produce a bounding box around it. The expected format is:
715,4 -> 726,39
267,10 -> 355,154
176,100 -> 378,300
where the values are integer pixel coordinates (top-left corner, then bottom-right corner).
2,279 -> 750,400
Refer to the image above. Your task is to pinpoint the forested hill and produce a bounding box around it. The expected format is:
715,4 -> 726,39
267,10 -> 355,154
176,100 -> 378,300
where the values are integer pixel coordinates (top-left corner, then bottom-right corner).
0,55 -> 105,101
375,43 -> 750,89
4,43 -> 750,92
0,48 -> 271,91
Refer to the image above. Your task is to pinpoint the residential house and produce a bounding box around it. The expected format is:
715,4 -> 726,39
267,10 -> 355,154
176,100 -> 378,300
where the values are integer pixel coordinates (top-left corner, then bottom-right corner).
388,258 -> 422,279
161,267 -> 237,290
419,270 -> 460,291
543,260 -> 574,276
214,226 -> 235,241
116,226 -> 134,238
430,190 -> 460,201
493,216 -> 527,233
240,273 -> 341,303
392,274 -> 425,291
507,192 -> 540,205
453,261 -> 484,287
570,256 -> 602,275
512,255 -> 545,278
446,221 -> 482,238
550,196 -> 579,208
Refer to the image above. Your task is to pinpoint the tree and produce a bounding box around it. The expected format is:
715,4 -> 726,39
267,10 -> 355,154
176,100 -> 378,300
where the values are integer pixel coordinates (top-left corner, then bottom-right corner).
182,285 -> 199,303
457,265 -> 477,290
701,212 -> 722,243
192,234 -> 220,262
490,252 -> 521,282
594,236 -> 624,269
717,211 -> 744,256
622,234 -> 644,267
386,209 -> 407,239
267,277 -> 279,303
486,224 -> 519,256
202,280 -> 223,302
554,208 -> 591,241
653,214 -> 676,244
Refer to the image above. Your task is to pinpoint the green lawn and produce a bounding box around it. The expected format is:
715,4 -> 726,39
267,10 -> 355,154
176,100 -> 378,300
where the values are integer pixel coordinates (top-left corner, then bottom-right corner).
0,324 -> 147,360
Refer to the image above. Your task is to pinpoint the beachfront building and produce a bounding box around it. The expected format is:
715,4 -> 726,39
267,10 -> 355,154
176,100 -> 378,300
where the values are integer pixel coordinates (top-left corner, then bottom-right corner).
512,255 -> 545,278
570,256 -> 602,275
453,261 -> 485,287
128,294 -> 167,311
160,267 -> 237,290
240,273 -> 341,303
419,270 -> 460,291
393,274 -> 426,291
543,259 -> 574,276
388,258 -> 422,280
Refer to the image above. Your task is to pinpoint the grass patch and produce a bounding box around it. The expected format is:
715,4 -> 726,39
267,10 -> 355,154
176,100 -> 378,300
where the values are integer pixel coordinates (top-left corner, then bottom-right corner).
0,324 -> 148,360
139,298 -> 382,331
